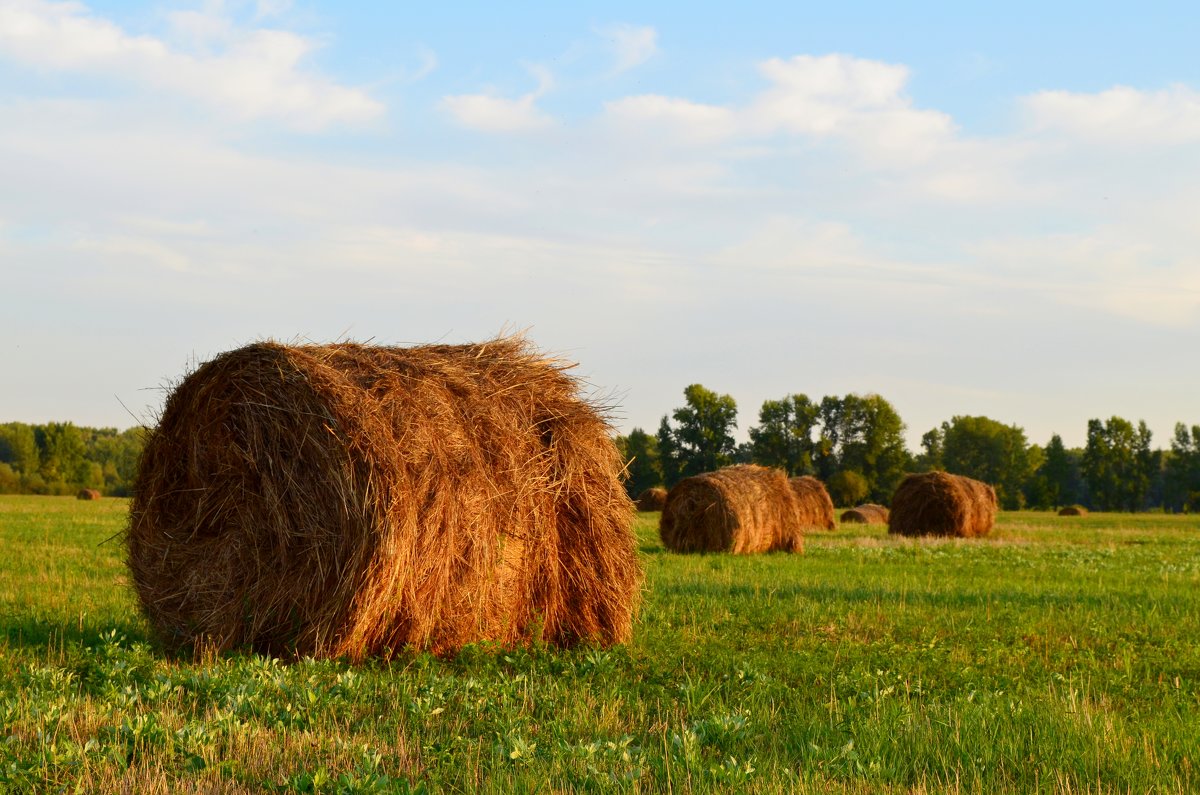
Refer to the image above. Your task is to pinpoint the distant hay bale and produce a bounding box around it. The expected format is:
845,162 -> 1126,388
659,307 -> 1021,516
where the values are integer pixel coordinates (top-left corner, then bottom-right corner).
635,487 -> 668,512
126,338 -> 641,660
659,464 -> 804,554
840,503 -> 889,524
1058,505 -> 1088,517
888,472 -> 997,538
787,476 -> 837,530
76,488 -> 101,501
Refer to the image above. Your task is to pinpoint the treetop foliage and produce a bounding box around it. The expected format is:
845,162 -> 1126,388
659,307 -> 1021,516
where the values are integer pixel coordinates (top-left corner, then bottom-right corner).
6,393 -> 1199,513
612,387 -> 1200,513
0,421 -> 144,496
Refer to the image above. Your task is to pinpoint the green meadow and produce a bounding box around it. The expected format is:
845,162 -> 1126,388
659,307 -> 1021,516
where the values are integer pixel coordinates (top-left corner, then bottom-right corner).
1,495 -> 1198,793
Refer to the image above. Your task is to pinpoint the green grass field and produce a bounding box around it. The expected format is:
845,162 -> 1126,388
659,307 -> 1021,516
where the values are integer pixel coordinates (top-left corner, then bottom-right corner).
1,496 -> 1198,793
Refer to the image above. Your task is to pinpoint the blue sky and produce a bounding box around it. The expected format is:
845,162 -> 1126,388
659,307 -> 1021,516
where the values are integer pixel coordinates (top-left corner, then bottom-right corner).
1,0 -> 1198,449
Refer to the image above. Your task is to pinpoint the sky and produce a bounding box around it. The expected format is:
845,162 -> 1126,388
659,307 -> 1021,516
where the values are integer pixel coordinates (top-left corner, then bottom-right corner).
1,0 -> 1198,450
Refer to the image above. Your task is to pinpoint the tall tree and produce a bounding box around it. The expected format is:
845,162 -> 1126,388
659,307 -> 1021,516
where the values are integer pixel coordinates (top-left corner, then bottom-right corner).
747,394 -> 818,476
656,384 -> 738,485
1082,417 -> 1155,511
617,427 -> 663,498
36,422 -> 88,488
940,415 -> 1034,509
0,422 -> 39,476
814,394 -> 910,502
1164,423 -> 1200,512
914,427 -> 944,471
1029,433 -> 1083,509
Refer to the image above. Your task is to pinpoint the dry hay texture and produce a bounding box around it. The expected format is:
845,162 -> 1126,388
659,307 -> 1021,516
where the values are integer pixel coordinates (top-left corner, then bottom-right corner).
126,338 -> 642,660
1058,505 -> 1089,517
77,488 -> 101,500
787,476 -> 837,530
888,472 -> 997,538
635,487 -> 668,512
840,503 -> 889,524
659,464 -> 805,554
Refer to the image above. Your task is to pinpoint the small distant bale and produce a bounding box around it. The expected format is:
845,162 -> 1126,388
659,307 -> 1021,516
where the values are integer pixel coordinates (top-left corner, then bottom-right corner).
840,503 -> 889,524
787,476 -> 837,530
1058,505 -> 1088,517
635,487 -> 668,512
77,488 -> 101,501
126,337 -> 642,660
888,472 -> 997,538
660,464 -> 804,554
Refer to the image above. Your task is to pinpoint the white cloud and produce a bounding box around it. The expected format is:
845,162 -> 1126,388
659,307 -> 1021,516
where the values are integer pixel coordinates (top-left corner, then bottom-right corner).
0,0 -> 382,129
252,0 -> 292,21
598,23 -> 658,73
603,53 -> 956,166
440,64 -> 554,132
1024,84 -> 1200,145
752,54 -> 915,130
604,94 -> 735,143
711,215 -> 982,295
439,93 -> 551,133
973,225 -> 1200,328
76,234 -> 193,273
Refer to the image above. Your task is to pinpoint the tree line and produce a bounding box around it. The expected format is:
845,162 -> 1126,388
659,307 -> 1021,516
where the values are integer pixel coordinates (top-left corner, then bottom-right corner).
0,422 -> 143,496
616,385 -> 1200,513
4,396 -> 1198,513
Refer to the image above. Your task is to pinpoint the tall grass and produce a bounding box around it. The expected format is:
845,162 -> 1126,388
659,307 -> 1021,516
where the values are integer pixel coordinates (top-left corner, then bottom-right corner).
1,496 -> 1197,793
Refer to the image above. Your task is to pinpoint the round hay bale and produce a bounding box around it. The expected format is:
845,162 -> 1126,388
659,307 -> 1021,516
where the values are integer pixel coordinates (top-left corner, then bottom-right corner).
840,503 -> 889,524
659,464 -> 804,554
887,472 -> 997,538
1058,505 -> 1088,517
635,487 -> 668,512
77,488 -> 101,501
787,476 -> 837,530
127,338 -> 641,660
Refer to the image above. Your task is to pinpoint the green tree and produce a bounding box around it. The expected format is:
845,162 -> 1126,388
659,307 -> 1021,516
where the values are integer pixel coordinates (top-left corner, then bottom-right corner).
914,427 -> 944,471
814,394 -> 909,502
36,422 -> 88,491
940,415 -> 1034,509
1029,433 -> 1083,510
0,463 -> 19,493
656,384 -> 738,485
827,470 -> 869,507
0,422 -> 39,476
747,394 -> 818,475
617,427 -> 663,498
1164,423 -> 1200,512
1082,417 -> 1155,511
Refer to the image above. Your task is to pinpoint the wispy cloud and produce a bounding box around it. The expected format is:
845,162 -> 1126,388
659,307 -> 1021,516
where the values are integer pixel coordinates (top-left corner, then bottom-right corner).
597,23 -> 658,74
440,63 -> 554,132
0,0 -> 383,129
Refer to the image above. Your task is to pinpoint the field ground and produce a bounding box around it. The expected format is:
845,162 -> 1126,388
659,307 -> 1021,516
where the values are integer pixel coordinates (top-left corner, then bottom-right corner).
1,495 -> 1198,793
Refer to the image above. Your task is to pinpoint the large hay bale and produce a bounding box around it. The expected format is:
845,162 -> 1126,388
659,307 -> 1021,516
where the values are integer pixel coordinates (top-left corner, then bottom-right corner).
840,503 -> 889,524
127,338 -> 641,660
1058,505 -> 1088,517
787,476 -> 837,530
77,488 -> 101,501
659,464 -> 804,554
635,487 -> 668,512
887,472 -> 997,538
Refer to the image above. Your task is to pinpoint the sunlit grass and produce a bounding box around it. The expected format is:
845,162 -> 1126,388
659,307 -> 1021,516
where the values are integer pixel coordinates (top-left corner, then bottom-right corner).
2,496 -> 1198,793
